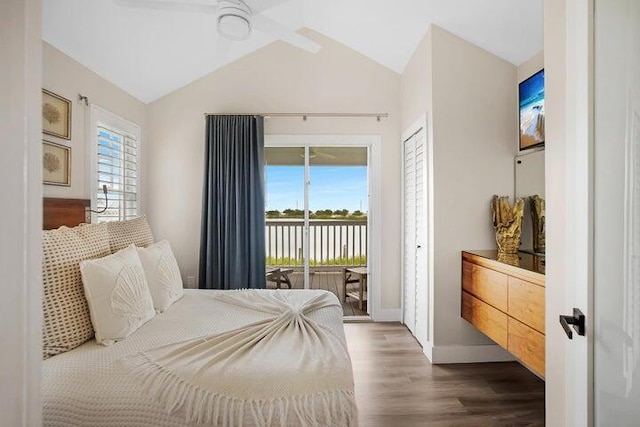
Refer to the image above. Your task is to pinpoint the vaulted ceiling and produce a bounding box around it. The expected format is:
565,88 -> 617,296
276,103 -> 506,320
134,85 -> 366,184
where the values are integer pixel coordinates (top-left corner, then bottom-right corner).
43,0 -> 543,103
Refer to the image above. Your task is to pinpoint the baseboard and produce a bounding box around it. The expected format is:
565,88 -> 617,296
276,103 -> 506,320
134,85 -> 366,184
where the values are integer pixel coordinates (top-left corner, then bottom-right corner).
428,344 -> 515,364
372,308 -> 402,322
343,315 -> 373,323
422,341 -> 434,362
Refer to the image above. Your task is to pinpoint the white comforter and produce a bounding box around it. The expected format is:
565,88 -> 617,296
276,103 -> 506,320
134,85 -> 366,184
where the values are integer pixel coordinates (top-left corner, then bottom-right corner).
43,289 -> 356,427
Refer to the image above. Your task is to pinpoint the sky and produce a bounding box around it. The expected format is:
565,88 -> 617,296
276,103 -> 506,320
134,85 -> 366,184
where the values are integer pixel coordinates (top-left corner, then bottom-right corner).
266,165 -> 368,212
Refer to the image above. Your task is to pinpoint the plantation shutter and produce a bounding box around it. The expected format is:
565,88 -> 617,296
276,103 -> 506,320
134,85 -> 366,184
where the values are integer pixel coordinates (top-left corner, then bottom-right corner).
96,125 -> 139,222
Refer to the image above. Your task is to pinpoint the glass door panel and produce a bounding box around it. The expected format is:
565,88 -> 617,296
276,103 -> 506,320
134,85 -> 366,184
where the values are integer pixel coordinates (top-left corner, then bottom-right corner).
265,145 -> 371,317
308,147 -> 369,316
265,147 -> 307,289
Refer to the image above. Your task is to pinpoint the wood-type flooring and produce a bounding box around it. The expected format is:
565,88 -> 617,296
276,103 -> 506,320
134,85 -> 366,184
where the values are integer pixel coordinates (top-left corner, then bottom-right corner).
344,322 -> 545,426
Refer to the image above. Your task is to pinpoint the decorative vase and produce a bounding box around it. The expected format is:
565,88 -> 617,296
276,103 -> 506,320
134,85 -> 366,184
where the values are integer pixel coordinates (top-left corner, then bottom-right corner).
491,195 -> 524,255
530,195 -> 546,254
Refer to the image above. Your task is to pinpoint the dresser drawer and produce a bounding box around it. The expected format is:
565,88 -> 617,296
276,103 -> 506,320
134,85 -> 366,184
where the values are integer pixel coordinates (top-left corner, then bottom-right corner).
508,277 -> 545,333
462,291 -> 508,348
462,260 -> 508,312
508,317 -> 545,377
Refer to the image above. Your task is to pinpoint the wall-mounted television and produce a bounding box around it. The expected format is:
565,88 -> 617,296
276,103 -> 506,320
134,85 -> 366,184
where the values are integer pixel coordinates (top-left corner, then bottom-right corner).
519,69 -> 545,151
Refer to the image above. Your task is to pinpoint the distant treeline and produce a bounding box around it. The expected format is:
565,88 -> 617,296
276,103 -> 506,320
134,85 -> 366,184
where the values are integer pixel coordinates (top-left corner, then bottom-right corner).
266,209 -> 367,219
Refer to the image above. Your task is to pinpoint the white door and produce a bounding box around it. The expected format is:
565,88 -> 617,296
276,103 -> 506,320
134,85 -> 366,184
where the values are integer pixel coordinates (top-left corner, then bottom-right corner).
593,0 -> 640,424
403,123 -> 428,345
403,134 -> 417,335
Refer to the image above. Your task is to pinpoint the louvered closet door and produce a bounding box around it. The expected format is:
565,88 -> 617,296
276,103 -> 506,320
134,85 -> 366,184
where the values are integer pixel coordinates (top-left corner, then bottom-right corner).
413,129 -> 428,346
403,136 -> 417,335
403,127 -> 428,346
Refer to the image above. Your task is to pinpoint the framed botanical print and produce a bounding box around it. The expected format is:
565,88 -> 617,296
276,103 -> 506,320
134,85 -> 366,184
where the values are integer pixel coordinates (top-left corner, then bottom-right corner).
43,140 -> 71,186
42,89 -> 71,140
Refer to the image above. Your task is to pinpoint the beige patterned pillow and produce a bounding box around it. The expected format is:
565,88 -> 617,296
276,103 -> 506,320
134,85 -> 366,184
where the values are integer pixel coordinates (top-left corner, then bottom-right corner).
42,222 -> 110,359
107,216 -> 154,253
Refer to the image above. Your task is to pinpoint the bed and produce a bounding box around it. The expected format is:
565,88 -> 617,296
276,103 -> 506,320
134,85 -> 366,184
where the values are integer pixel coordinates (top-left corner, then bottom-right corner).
41,200 -> 357,427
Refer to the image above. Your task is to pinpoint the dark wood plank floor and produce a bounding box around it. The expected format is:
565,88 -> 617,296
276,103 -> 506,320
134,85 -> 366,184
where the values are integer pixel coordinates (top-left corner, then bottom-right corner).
267,271 -> 367,317
345,322 -> 545,426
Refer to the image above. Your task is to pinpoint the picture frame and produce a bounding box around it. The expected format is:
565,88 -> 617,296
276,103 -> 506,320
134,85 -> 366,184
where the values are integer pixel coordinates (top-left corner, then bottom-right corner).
43,140 -> 71,186
42,89 -> 72,140
518,69 -> 545,151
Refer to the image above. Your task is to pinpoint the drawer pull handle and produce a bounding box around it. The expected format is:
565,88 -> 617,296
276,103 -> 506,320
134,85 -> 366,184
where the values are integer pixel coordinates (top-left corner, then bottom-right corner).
559,308 -> 585,339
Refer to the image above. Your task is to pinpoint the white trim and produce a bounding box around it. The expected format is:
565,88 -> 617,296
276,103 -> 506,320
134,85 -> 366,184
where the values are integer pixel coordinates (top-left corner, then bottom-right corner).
368,137 -> 383,321
1,0 -> 42,424
265,134 -> 383,320
88,105 -> 142,222
426,344 -> 515,364
303,145 -> 310,289
91,105 -> 140,136
544,0 -> 594,425
422,340 -> 434,362
343,315 -> 373,323
400,128 -> 406,327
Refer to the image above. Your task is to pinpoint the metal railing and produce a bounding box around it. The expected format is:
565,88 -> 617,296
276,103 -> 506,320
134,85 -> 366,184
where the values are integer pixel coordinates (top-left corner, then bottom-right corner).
265,219 -> 367,269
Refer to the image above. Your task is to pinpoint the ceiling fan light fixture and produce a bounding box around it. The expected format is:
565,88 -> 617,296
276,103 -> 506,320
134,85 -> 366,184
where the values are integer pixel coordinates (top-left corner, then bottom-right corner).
217,0 -> 252,41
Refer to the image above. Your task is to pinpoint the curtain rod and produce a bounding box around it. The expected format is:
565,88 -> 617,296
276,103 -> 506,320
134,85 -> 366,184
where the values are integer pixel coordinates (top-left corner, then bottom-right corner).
203,112 -> 389,121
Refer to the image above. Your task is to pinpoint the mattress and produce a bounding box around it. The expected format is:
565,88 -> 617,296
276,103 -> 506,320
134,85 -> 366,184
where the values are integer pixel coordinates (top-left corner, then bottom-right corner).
43,289 -> 356,426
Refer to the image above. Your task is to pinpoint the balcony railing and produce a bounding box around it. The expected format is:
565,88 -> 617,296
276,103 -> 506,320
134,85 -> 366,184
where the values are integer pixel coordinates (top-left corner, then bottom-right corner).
266,219 -> 367,269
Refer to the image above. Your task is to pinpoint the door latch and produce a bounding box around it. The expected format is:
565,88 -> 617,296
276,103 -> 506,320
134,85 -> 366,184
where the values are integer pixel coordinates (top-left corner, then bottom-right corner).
559,308 -> 585,339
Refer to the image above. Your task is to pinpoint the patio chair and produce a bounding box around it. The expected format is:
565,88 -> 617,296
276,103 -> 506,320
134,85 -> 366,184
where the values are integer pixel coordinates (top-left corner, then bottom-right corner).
343,267 -> 368,310
266,267 -> 293,289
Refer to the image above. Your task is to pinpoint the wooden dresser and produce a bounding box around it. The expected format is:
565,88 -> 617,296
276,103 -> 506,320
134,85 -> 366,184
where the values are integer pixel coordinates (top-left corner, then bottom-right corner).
461,250 -> 546,377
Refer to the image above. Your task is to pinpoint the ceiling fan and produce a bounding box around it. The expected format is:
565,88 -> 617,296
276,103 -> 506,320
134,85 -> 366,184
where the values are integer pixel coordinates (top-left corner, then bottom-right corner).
114,0 -> 321,53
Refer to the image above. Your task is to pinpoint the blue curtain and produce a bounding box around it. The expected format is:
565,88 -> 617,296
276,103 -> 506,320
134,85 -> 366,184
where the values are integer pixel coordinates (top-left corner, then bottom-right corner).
199,115 -> 266,290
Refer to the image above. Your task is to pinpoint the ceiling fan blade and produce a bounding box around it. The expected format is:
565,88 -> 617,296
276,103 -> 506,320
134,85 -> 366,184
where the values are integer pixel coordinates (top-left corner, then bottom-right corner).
306,148 -> 336,159
114,0 -> 218,14
252,14 -> 321,53
317,151 -> 337,159
243,0 -> 289,14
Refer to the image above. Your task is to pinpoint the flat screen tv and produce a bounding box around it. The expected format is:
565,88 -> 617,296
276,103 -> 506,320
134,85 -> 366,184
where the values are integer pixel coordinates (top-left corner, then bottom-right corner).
519,69 -> 545,150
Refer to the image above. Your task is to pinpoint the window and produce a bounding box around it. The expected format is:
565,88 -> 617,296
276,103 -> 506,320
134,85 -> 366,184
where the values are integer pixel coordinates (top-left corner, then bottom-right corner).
92,106 -> 140,222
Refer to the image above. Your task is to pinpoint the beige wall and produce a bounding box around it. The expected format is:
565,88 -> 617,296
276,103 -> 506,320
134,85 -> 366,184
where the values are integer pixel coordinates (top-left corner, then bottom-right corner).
401,25 -> 517,356
431,26 -> 517,347
401,30 -> 432,131
145,29 -> 403,309
42,42 -> 147,201
517,50 -> 544,83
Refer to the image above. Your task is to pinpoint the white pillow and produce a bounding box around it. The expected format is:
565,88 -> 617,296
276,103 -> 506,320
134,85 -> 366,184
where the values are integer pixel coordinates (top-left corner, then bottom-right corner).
136,240 -> 184,312
80,244 -> 155,345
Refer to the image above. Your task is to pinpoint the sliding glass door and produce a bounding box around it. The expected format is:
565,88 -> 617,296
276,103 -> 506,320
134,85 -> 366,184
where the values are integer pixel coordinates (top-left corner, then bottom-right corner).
264,147 -> 307,285
265,145 -> 369,316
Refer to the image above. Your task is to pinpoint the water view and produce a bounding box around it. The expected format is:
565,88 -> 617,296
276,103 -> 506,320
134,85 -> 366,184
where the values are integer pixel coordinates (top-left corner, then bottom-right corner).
266,164 -> 368,267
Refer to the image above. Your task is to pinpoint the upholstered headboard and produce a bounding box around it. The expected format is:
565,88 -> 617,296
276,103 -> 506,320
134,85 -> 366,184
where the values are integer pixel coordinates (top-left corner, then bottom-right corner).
43,198 -> 90,230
